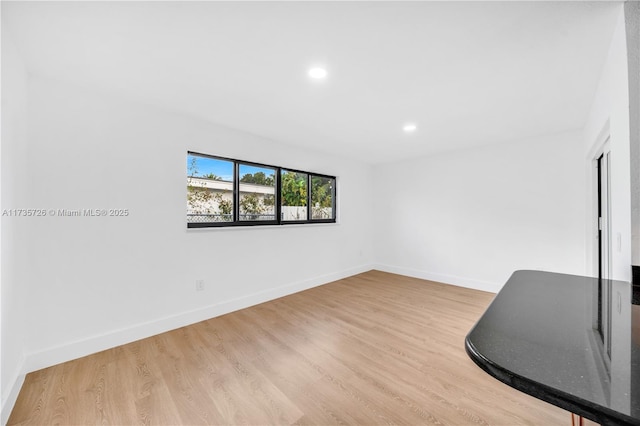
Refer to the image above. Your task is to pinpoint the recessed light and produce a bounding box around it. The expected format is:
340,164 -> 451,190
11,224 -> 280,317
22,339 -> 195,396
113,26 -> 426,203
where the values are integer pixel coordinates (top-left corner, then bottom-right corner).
403,124 -> 417,133
308,67 -> 328,79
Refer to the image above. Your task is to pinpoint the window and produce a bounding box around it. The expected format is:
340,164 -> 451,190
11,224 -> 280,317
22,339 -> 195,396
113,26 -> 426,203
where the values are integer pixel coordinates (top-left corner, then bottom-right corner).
239,163 -> 276,222
311,175 -> 336,220
187,152 -> 336,228
281,170 -> 308,221
187,154 -> 234,223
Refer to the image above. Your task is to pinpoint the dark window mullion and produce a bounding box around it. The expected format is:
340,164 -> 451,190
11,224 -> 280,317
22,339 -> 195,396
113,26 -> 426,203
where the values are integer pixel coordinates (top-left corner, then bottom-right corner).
332,178 -> 337,221
276,168 -> 282,224
306,175 -> 312,222
233,161 -> 240,223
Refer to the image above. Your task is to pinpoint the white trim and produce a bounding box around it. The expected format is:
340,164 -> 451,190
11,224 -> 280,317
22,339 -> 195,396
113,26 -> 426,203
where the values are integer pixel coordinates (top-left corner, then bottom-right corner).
600,141 -> 612,280
373,264 -> 501,294
586,120 -> 611,161
1,357 -> 25,426
587,125 -> 612,278
23,264 -> 374,374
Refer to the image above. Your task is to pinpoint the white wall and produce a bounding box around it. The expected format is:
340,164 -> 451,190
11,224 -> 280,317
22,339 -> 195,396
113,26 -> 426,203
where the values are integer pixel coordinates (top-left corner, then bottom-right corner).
1,32 -> 30,422
21,76 -> 374,373
373,130 -> 586,293
624,1 -> 639,269
583,8 -> 632,282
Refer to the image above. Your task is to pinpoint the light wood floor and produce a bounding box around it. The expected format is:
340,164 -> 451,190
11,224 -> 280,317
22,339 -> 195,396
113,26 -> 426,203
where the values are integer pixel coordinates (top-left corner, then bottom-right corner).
9,270 -> 587,425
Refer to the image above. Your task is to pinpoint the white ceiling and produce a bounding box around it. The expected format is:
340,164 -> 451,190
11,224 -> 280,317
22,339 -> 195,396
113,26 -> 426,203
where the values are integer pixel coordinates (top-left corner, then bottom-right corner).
3,1 -> 622,164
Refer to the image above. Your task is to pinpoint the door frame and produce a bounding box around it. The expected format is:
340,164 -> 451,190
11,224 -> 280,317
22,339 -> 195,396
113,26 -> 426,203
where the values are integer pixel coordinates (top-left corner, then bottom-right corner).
587,123 -> 611,279
596,138 -> 612,280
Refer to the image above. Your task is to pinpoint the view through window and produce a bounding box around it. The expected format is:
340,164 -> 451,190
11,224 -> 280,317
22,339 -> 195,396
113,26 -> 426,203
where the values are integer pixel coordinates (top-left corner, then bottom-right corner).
187,152 -> 336,228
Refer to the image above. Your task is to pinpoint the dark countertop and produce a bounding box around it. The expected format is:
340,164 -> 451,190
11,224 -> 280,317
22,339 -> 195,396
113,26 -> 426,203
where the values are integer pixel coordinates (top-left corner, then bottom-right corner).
465,270 -> 640,426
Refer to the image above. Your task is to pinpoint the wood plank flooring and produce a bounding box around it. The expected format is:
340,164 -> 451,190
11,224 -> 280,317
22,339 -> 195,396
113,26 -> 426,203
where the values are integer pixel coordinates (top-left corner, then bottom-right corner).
8,270 -> 585,425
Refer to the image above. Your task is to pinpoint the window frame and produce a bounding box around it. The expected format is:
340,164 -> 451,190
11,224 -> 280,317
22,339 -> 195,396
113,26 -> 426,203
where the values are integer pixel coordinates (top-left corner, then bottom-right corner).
187,151 -> 336,228
280,169 -> 309,224
310,174 -> 337,221
237,160 -> 279,225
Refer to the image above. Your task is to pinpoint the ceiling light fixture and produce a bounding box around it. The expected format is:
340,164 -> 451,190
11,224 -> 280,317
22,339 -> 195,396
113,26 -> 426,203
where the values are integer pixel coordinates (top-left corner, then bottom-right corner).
403,124 -> 417,133
308,67 -> 328,79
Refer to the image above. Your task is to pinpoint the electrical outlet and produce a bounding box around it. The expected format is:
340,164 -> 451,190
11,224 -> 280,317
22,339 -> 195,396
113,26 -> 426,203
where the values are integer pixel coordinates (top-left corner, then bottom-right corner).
196,279 -> 205,291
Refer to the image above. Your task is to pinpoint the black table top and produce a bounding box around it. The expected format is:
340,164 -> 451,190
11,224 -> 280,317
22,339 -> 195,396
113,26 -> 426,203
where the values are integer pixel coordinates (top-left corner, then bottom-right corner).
465,270 -> 640,426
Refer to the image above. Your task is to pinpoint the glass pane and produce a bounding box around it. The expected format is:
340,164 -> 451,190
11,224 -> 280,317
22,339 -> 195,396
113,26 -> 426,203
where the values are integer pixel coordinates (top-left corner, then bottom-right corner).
281,170 -> 308,221
187,153 -> 234,223
311,176 -> 335,220
239,164 -> 276,221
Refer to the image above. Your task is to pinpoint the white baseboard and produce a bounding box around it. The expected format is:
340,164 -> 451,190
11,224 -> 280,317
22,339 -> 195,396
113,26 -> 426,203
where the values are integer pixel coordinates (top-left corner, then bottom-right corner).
23,264 -> 375,375
1,357 -> 25,426
373,263 -> 501,293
